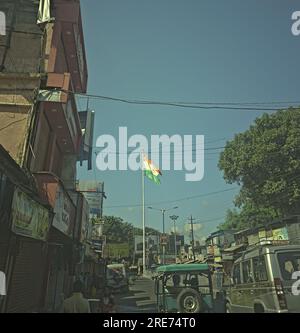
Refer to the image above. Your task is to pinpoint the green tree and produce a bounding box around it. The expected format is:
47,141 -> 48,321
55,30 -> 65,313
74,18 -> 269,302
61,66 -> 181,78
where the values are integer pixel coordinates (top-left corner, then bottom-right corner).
92,215 -> 160,255
218,108 -> 300,230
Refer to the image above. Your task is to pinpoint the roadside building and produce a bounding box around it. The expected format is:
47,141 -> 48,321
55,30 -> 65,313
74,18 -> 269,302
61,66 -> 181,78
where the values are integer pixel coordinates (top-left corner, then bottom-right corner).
205,230 -> 235,264
233,216 -> 300,248
0,145 -> 53,313
168,234 -> 184,257
0,0 -> 93,312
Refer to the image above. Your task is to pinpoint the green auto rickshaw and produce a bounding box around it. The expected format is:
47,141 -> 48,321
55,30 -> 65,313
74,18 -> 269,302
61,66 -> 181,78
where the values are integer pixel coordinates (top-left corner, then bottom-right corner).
153,263 -> 217,313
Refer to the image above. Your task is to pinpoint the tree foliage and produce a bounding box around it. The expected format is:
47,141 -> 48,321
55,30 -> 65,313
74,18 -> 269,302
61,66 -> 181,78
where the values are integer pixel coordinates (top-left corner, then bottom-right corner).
92,215 -> 160,255
218,108 -> 300,230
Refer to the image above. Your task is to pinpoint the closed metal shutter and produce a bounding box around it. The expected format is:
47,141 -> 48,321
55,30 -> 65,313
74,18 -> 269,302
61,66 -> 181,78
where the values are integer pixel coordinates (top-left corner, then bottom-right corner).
5,238 -> 46,313
44,246 -> 66,312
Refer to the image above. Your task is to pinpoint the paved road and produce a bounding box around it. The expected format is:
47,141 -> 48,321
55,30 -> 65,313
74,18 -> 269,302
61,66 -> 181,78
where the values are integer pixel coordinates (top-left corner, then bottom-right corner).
117,277 -> 157,313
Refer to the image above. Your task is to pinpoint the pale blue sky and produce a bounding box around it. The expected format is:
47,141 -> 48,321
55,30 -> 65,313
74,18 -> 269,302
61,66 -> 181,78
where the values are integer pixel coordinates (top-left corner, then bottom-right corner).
77,0 -> 300,241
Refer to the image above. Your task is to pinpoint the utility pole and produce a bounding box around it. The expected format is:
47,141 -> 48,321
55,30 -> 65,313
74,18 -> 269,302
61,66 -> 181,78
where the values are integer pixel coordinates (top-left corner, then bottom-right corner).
169,215 -> 179,263
148,206 -> 178,265
162,209 -> 165,265
189,215 -> 196,260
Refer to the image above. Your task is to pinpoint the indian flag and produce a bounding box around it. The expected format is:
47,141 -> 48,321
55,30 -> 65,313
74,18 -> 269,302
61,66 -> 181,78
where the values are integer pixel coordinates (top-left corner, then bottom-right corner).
143,155 -> 162,185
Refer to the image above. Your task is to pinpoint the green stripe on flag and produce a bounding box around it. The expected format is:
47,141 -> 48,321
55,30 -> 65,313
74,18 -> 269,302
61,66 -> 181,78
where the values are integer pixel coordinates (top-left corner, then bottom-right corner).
144,170 -> 161,184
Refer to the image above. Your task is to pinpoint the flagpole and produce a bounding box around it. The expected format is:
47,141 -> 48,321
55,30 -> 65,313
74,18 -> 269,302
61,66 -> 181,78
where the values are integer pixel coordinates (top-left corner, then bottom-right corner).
141,152 -> 146,276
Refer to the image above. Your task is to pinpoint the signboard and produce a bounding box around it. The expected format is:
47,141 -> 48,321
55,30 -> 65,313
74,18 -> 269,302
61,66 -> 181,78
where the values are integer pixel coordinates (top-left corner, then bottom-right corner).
134,235 -> 143,253
259,228 -> 289,243
80,197 -> 90,242
78,110 -> 95,170
135,235 -> 160,253
213,245 -> 221,257
247,233 -> 259,246
106,243 -> 130,258
207,245 -> 214,255
272,227 -> 289,241
147,235 -> 159,253
76,180 -> 104,217
11,188 -> 51,241
53,186 -> 74,237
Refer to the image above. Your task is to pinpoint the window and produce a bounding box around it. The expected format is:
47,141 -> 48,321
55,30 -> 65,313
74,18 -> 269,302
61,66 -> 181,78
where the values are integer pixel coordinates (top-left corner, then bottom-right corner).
233,263 -> 241,284
242,260 -> 254,283
253,256 -> 268,281
277,251 -> 300,280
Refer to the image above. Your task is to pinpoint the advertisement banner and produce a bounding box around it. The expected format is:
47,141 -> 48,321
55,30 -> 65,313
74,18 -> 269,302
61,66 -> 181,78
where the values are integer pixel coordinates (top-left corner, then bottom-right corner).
106,243 -> 130,258
76,180 -> 104,217
53,186 -> 74,237
80,197 -> 90,242
135,235 -> 160,253
11,188 -> 51,241
272,227 -> 289,241
134,235 -> 143,254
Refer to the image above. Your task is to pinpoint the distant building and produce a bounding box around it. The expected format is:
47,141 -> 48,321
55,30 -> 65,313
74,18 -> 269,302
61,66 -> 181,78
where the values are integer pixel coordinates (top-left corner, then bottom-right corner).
233,215 -> 300,247
167,234 -> 184,255
205,230 -> 235,263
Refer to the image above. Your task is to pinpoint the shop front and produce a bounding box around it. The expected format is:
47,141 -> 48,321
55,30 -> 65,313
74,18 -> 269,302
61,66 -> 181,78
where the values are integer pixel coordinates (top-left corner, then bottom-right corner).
4,188 -> 52,313
34,172 -> 76,312
0,145 -> 53,313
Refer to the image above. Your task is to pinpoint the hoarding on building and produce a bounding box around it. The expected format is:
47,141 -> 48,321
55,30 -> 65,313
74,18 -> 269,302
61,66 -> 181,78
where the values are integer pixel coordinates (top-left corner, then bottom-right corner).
105,243 -> 130,258
76,180 -> 104,217
134,235 -> 143,253
135,235 -> 159,254
272,227 -> 289,241
80,196 -> 90,242
78,110 -> 95,170
53,185 -> 74,237
259,227 -> 289,243
11,188 -> 51,241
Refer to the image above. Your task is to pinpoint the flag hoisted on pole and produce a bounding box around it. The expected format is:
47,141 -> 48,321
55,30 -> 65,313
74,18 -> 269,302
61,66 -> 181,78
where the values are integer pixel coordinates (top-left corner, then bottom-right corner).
143,155 -> 162,185
141,153 -> 162,276
141,152 -> 146,276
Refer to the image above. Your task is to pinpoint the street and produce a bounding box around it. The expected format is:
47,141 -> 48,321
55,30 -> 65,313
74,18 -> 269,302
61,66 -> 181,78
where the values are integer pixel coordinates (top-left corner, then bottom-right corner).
117,277 -> 156,313
0,0 -> 300,315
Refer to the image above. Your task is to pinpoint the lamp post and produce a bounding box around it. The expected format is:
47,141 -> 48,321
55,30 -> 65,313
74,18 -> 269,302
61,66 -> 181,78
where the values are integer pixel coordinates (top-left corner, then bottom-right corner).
148,206 -> 178,264
169,215 -> 179,263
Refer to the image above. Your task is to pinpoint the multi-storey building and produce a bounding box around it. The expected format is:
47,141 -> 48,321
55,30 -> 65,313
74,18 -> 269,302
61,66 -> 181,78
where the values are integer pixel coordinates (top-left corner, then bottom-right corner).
0,0 -> 93,312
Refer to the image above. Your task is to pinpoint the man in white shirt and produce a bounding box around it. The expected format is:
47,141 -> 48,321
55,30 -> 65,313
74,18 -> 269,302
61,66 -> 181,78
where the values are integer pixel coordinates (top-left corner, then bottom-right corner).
63,280 -> 91,313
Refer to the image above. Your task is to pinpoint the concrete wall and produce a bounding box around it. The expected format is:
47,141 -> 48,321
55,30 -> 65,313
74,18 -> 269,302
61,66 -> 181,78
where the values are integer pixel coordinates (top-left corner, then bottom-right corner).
0,0 -> 43,73
0,73 -> 40,163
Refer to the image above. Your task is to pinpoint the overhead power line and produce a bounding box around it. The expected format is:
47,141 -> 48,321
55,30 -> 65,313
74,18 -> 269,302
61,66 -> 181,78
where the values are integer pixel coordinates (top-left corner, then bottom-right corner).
64,90 -> 300,111
104,187 -> 238,208
93,146 -> 225,155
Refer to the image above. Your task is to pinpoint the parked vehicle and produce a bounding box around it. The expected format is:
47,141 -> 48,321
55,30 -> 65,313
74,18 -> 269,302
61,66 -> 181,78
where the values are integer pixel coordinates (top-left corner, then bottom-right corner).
153,263 -> 219,313
225,243 -> 300,313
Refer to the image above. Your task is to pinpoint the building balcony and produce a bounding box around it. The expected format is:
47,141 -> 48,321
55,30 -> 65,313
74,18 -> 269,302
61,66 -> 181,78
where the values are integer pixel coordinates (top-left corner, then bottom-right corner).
37,73 -> 82,154
48,0 -> 88,93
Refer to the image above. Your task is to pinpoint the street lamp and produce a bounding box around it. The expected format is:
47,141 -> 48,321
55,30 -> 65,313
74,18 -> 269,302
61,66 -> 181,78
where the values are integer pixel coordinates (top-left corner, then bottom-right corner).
169,215 -> 179,263
148,206 -> 178,264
